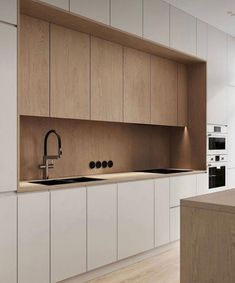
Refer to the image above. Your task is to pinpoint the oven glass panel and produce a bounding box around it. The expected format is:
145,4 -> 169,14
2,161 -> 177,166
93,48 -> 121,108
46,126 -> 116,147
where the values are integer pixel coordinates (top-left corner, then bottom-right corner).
209,166 -> 225,189
209,137 -> 226,150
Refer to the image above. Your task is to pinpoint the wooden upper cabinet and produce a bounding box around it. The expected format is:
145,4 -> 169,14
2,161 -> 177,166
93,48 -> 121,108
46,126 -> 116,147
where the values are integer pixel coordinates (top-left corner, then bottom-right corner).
91,37 -> 123,122
124,47 -> 151,124
50,24 -> 90,119
178,64 -> 188,126
150,56 -> 177,126
20,15 -> 50,117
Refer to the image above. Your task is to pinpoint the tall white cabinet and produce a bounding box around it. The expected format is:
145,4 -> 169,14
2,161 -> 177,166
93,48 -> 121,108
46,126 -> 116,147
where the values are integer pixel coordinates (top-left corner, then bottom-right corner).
207,25 -> 228,125
51,188 -> 86,283
18,192 -> 50,283
0,23 -> 17,193
0,193 -> 17,283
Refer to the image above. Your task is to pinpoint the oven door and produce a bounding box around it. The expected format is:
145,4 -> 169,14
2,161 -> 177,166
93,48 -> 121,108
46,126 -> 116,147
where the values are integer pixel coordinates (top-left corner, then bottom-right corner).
207,135 -> 227,155
208,163 -> 226,190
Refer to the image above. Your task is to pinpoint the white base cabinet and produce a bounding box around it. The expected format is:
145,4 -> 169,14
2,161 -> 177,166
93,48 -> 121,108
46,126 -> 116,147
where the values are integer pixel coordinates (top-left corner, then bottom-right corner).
87,184 -> 117,271
170,175 -> 197,207
18,192 -> 50,283
170,207 -> 180,242
118,180 -> 154,259
0,193 -> 17,283
51,188 -> 86,283
155,178 -> 170,247
196,173 -> 208,195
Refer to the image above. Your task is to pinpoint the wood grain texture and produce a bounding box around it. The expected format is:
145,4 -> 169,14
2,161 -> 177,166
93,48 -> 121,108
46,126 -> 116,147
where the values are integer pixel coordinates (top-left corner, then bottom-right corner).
124,47 -> 151,124
50,24 -> 90,119
150,56 -> 177,126
177,64 -> 188,126
20,116 -> 170,180
91,37 -> 123,122
20,14 -> 49,116
170,63 -> 206,171
181,205 -> 235,283
21,0 -> 204,64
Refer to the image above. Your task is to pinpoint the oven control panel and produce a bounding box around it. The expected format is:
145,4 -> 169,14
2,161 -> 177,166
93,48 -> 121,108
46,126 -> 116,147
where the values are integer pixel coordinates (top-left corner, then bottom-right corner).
207,154 -> 227,163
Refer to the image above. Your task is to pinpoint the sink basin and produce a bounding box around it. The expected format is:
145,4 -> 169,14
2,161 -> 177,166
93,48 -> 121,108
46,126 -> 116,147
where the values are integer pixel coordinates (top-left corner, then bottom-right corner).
138,168 -> 192,174
30,177 -> 104,186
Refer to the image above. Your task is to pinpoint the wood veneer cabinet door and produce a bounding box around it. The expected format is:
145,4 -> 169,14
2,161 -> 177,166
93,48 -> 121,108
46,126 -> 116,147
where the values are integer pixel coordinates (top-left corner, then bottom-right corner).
20,15 -> 49,116
124,47 -> 151,124
91,37 -> 123,122
177,64 -> 188,126
150,55 -> 177,126
50,24 -> 90,119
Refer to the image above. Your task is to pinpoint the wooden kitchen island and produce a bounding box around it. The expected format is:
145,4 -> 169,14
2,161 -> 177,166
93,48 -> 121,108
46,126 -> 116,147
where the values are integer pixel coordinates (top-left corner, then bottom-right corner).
181,189 -> 235,283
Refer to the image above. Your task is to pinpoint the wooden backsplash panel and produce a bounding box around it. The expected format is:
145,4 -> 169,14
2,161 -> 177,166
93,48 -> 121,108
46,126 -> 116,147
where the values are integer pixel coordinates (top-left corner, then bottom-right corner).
20,116 -> 171,180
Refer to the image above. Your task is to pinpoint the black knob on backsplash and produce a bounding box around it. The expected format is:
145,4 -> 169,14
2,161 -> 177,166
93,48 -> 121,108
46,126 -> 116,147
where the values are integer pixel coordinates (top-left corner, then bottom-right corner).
102,161 -> 108,168
89,161 -> 96,169
96,161 -> 102,169
108,160 -> 113,168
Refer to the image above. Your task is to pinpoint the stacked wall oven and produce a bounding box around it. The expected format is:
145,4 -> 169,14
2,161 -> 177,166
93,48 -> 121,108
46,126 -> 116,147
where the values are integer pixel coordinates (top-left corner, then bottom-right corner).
207,124 -> 227,190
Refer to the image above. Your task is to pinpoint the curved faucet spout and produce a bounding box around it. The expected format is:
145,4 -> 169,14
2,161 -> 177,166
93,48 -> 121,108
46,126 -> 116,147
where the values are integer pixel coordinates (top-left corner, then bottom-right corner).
39,129 -> 63,179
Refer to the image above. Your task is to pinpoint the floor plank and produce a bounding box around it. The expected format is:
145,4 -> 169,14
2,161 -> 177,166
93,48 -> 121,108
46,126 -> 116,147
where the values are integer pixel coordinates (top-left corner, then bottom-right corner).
87,244 -> 180,283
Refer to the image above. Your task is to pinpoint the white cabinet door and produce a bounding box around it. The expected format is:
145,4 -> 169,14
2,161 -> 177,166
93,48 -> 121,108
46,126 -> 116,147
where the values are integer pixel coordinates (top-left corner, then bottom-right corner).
155,178 -> 170,247
0,0 -> 17,25
87,184 -> 117,271
111,0 -> 142,36
0,193 -> 17,283
0,23 -> 17,193
228,86 -> 235,168
18,192 -> 50,283
170,6 -> 196,55
51,188 -> 86,283
228,36 -> 235,87
70,0 -> 110,24
207,25 -> 228,125
118,180 -> 154,260
170,207 -> 180,242
170,175 -> 197,207
143,0 -> 170,46
228,168 -> 235,189
40,0 -> 69,10
197,19 -> 207,60
196,173 -> 208,196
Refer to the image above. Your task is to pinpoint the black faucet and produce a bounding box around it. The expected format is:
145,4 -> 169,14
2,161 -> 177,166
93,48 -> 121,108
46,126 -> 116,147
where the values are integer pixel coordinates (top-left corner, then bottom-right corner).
39,129 -> 62,179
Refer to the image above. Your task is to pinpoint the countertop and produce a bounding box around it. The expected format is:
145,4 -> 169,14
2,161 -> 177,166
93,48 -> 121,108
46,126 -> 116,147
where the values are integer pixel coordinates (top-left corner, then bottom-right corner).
19,170 -> 206,193
181,188 -> 235,214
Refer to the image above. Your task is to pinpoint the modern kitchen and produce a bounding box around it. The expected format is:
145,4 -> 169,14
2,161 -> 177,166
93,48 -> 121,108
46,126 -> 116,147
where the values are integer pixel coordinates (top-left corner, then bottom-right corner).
0,0 -> 235,282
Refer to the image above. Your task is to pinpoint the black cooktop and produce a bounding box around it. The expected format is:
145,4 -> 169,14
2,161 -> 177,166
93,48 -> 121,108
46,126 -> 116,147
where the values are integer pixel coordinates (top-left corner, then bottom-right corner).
138,168 -> 192,174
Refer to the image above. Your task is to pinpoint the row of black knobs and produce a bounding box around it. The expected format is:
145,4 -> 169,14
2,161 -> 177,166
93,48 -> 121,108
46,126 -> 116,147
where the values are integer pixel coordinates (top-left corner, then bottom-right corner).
89,160 -> 113,169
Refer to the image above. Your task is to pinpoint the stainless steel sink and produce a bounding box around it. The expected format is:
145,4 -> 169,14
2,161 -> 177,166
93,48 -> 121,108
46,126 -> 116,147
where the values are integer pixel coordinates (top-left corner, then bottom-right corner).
30,177 -> 104,186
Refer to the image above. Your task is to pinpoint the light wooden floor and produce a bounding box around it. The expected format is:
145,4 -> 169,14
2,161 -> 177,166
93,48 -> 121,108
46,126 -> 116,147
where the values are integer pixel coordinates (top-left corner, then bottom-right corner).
87,244 -> 180,283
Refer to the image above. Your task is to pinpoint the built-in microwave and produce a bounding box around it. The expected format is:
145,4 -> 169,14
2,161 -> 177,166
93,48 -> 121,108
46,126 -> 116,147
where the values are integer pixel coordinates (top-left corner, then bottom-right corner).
207,124 -> 227,155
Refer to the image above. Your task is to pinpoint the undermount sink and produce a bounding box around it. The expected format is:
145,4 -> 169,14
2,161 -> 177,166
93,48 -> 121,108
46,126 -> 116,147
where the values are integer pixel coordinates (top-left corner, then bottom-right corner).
138,168 -> 192,174
30,177 -> 104,186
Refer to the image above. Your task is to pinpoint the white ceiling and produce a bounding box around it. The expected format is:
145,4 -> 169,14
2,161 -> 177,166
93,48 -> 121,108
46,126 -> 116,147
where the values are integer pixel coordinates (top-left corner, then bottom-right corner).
164,0 -> 235,36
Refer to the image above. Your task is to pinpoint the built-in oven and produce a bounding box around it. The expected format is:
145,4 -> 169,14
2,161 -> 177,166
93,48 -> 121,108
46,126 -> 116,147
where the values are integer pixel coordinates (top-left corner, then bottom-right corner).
207,154 -> 227,190
207,124 -> 227,155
